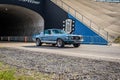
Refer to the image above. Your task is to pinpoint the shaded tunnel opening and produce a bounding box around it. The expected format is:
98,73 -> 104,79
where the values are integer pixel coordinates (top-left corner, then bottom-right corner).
0,4 -> 44,36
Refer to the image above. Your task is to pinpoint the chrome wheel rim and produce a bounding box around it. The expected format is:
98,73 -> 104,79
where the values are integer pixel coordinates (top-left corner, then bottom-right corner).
36,39 -> 40,46
57,39 -> 62,47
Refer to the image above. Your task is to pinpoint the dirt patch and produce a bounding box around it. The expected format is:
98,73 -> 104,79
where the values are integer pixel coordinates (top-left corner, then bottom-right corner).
0,48 -> 120,80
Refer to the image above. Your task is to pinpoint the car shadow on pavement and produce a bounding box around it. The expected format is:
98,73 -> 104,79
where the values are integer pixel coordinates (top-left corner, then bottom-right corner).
23,44 -> 75,50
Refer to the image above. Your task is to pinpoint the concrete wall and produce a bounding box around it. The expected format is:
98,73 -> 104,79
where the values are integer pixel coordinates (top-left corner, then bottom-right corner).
43,0 -> 68,29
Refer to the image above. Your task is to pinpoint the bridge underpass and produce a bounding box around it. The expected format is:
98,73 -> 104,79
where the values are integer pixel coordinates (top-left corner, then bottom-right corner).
0,4 -> 44,36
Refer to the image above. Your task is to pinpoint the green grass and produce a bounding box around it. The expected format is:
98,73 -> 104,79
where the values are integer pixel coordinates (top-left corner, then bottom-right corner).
0,62 -> 15,80
0,70 -> 15,80
0,62 -> 52,80
114,36 -> 120,43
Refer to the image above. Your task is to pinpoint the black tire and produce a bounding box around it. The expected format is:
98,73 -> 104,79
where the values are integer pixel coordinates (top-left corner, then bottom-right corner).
73,44 -> 80,47
57,39 -> 64,48
36,39 -> 42,46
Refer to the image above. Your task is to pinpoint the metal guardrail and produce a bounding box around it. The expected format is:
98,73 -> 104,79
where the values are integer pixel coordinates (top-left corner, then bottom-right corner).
82,36 -> 108,45
96,0 -> 120,2
0,36 -> 33,42
0,36 -> 108,45
51,0 -> 113,42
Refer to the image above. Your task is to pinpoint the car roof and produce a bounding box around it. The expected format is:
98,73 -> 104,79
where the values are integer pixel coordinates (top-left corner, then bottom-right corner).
45,29 -> 62,31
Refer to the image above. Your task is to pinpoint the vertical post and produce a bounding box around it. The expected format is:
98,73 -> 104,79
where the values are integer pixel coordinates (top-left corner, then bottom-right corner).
1,37 -> 3,41
82,15 -> 83,22
74,10 -> 76,18
107,32 -> 109,41
68,6 -> 70,13
8,37 -> 10,41
25,36 -> 27,42
91,36 -> 93,44
56,0 -> 58,5
61,1 -> 63,9
98,27 -> 100,34
60,0 -> 62,7
90,20 -> 92,28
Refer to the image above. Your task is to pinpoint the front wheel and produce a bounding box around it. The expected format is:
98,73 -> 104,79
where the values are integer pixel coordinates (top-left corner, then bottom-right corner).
73,44 -> 80,47
57,39 -> 64,48
36,39 -> 42,46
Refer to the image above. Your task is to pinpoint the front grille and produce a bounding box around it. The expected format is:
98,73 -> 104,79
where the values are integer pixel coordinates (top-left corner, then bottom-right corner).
73,36 -> 80,40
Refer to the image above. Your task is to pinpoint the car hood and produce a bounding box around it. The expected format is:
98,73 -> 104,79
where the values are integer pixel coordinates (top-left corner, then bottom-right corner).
66,34 -> 82,37
56,34 -> 82,37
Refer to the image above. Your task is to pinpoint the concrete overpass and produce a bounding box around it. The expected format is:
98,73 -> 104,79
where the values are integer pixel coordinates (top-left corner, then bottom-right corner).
0,4 -> 44,36
0,0 -> 68,36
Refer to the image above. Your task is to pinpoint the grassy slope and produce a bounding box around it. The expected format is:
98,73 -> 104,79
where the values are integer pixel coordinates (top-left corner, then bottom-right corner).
114,36 -> 120,43
0,62 -> 52,80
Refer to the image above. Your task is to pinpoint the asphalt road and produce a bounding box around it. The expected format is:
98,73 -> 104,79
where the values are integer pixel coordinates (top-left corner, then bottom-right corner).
0,42 -> 120,62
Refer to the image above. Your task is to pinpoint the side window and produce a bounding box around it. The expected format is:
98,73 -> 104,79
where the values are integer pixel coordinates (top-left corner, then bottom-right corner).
44,30 -> 51,35
52,30 -> 59,34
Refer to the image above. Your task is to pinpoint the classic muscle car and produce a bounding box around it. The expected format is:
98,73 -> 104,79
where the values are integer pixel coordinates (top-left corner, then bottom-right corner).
32,29 -> 83,48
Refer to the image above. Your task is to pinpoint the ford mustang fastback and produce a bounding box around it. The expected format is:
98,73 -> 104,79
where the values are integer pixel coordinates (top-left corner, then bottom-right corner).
32,29 -> 83,48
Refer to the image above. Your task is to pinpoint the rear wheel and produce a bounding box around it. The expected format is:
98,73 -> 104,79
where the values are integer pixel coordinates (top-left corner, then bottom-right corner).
36,39 -> 42,46
57,39 -> 64,48
73,44 -> 80,47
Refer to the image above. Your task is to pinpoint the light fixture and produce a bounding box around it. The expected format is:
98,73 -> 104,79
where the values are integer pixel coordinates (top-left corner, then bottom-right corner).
5,8 -> 8,11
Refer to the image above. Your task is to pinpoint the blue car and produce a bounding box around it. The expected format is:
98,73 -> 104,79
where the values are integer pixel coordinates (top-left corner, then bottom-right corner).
32,29 -> 83,48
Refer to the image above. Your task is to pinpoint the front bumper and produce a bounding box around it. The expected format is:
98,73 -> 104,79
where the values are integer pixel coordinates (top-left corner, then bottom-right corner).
64,40 -> 81,44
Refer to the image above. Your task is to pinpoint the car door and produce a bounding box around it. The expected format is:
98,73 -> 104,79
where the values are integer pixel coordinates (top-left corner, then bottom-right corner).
43,30 -> 52,43
51,29 -> 59,41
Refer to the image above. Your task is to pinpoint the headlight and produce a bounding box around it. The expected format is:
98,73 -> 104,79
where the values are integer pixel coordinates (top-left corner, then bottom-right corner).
65,36 -> 72,40
65,36 -> 69,40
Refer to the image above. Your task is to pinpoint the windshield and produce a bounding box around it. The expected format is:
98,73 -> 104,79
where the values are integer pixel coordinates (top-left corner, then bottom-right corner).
52,29 -> 66,34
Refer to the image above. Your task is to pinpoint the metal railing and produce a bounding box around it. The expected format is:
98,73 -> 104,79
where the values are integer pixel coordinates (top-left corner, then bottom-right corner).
51,0 -> 113,42
96,0 -> 120,2
82,36 -> 108,45
0,36 -> 33,42
0,36 -> 108,45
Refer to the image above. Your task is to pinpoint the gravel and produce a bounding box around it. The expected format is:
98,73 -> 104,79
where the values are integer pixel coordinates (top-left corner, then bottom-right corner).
0,48 -> 120,80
